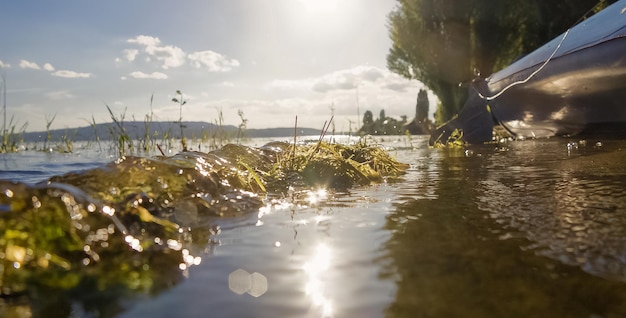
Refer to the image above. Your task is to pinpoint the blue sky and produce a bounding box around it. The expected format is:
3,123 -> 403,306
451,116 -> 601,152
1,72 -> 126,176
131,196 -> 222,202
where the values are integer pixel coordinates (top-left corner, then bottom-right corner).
0,0 -> 434,132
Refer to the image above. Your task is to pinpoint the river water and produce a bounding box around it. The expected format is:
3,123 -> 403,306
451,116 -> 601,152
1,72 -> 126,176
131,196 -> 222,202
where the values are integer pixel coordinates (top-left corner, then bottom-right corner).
2,136 -> 626,317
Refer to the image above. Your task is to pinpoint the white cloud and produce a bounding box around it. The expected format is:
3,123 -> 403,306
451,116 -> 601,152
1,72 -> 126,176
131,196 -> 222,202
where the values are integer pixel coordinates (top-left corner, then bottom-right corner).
127,35 -> 161,47
124,35 -> 240,72
127,35 -> 185,69
128,71 -> 168,79
313,78 -> 355,93
52,70 -> 92,78
19,59 -> 40,70
245,65 -> 432,125
263,66 -> 413,96
264,79 -> 313,91
220,81 -> 235,88
123,49 -> 139,62
384,81 -> 412,92
312,66 -> 385,93
43,63 -> 55,72
18,60 -> 89,79
45,90 -> 74,100
188,50 -> 240,72
0,60 -> 10,68
358,66 -> 385,81
145,45 -> 186,69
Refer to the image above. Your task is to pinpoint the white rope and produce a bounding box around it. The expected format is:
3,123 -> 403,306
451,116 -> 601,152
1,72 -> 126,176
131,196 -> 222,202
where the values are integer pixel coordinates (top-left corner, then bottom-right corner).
477,28 -> 571,101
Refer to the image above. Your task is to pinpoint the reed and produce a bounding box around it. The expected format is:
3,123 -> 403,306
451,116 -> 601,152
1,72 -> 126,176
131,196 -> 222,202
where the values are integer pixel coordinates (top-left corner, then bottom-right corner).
139,94 -> 155,152
210,107 -> 227,150
60,128 -> 76,153
236,109 -> 248,145
85,115 -> 103,152
105,104 -> 133,157
43,113 -> 56,151
0,116 -> 27,153
171,90 -> 187,151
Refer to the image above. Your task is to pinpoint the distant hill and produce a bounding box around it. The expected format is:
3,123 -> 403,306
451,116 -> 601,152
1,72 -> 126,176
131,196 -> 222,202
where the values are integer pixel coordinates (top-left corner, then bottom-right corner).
20,121 -> 322,143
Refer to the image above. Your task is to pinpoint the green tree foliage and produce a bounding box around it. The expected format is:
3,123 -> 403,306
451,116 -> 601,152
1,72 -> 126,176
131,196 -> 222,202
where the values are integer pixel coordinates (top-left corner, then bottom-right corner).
387,0 -> 614,124
363,110 -> 374,126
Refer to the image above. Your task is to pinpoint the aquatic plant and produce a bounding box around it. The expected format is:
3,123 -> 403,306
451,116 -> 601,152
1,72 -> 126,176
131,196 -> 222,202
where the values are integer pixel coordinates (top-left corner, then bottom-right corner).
85,115 -> 103,152
0,139 -> 406,315
0,116 -> 27,153
105,104 -> 133,157
210,107 -> 228,150
430,127 -> 466,148
171,90 -> 188,151
60,128 -> 76,153
139,94 -> 155,153
236,109 -> 248,145
43,113 -> 56,151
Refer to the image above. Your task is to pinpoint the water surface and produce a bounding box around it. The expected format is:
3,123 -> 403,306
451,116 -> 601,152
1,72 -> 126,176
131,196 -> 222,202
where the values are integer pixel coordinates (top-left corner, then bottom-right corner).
2,136 -> 626,317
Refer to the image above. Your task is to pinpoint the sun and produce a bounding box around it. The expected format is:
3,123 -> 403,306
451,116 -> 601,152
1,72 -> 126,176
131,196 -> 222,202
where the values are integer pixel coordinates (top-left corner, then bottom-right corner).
298,0 -> 339,14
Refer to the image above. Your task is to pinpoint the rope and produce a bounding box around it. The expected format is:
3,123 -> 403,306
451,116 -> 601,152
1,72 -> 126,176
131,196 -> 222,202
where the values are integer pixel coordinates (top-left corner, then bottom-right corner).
476,28 -> 571,101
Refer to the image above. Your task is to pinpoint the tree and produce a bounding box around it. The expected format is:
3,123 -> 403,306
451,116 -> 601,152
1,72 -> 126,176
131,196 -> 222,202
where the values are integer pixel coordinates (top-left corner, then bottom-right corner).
363,110 -> 374,126
387,0 -> 614,124
359,109 -> 405,135
416,89 -> 429,122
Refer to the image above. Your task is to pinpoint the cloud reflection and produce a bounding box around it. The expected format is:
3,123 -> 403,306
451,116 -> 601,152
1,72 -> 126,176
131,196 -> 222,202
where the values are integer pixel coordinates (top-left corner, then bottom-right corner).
303,243 -> 333,317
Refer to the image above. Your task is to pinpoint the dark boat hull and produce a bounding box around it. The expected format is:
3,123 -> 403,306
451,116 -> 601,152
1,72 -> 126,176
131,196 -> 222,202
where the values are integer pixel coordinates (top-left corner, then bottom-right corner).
488,32 -> 626,139
431,0 -> 626,144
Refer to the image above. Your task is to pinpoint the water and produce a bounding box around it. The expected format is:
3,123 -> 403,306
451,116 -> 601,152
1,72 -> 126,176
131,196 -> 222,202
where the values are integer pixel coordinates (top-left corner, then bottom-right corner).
2,136 -> 626,317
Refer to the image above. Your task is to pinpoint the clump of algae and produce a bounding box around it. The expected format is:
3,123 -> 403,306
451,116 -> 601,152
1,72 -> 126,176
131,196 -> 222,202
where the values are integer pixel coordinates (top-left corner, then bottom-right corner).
264,140 -> 407,190
0,140 -> 406,304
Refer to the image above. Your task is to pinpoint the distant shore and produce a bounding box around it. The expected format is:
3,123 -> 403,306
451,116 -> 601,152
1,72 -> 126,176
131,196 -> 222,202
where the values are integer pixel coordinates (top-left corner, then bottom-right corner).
18,121 -> 323,143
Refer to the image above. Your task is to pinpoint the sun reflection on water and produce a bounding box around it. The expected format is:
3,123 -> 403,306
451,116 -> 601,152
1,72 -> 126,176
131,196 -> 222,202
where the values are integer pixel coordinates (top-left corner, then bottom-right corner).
306,189 -> 328,205
303,243 -> 333,317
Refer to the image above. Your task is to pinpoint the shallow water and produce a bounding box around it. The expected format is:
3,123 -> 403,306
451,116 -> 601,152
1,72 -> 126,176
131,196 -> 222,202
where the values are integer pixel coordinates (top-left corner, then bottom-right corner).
2,136 -> 626,317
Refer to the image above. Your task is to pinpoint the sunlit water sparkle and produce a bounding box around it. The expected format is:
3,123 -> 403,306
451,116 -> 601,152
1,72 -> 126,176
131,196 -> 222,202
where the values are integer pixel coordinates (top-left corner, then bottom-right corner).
3,136 -> 626,317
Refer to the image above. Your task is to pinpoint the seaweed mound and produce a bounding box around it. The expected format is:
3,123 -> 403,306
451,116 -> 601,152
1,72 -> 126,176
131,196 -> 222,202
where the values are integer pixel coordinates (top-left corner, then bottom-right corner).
0,141 -> 406,306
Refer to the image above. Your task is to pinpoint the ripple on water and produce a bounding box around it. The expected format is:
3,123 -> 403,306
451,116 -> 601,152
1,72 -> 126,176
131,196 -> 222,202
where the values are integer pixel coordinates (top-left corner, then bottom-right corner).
476,142 -> 626,281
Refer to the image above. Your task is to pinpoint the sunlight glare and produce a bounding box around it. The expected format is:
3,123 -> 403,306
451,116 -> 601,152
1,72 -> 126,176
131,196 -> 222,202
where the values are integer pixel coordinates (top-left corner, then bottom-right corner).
303,243 -> 333,317
298,0 -> 338,14
306,188 -> 328,205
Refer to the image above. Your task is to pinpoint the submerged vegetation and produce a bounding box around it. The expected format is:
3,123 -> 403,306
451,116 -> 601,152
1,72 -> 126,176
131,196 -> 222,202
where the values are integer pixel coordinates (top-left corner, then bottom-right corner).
0,138 -> 406,316
0,83 -> 408,315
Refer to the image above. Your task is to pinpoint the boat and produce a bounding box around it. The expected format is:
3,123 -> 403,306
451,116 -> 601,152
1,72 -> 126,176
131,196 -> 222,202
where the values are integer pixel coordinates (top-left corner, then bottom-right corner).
430,0 -> 626,145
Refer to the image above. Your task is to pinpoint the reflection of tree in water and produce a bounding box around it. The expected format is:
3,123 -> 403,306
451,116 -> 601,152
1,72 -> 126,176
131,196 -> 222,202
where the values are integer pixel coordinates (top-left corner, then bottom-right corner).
379,148 -> 626,317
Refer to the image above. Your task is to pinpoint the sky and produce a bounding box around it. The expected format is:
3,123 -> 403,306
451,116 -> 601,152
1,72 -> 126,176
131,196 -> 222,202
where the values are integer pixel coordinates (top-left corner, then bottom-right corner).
0,0 -> 435,133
